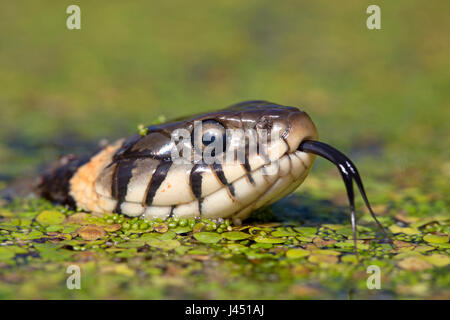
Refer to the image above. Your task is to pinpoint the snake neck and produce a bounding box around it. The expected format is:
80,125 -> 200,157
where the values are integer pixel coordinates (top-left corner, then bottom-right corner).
68,139 -> 124,212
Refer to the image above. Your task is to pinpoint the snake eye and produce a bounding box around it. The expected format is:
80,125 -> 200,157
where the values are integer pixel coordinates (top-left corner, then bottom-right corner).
192,120 -> 226,160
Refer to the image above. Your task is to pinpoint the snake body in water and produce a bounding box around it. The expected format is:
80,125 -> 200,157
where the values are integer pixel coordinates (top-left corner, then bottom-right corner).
35,100 -> 386,240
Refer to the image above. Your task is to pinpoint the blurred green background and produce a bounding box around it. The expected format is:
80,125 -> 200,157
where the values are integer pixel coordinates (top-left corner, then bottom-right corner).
0,0 -> 449,192
0,0 -> 449,300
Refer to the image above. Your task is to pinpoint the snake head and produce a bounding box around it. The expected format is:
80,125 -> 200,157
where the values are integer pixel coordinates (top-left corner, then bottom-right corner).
68,100 -> 388,249
83,101 -> 320,223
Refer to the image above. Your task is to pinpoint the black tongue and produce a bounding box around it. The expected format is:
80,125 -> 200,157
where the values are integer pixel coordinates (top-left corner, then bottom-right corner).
298,140 -> 388,249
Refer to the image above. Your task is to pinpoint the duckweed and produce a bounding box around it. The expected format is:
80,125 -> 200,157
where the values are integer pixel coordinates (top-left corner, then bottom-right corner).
0,191 -> 448,299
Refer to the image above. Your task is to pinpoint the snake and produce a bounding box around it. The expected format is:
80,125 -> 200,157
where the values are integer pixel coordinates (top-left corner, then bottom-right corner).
34,100 -> 386,240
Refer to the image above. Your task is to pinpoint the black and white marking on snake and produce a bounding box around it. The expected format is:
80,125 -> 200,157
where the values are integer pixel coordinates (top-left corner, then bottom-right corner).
36,101 -> 387,244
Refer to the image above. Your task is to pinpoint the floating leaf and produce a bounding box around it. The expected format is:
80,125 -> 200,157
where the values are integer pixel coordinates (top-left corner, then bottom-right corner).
171,226 -> 192,234
138,233 -> 160,240
253,236 -> 286,244
77,225 -> 106,240
424,254 -> 450,267
250,243 -> 273,249
249,226 -> 272,235
308,254 -> 339,264
334,241 -> 354,248
115,249 -> 138,258
34,243 -> 73,261
188,249 -> 210,255
312,237 -> 336,247
39,248 -> 74,261
64,212 -> 89,225
334,240 -> 369,250
62,225 -> 81,233
311,249 -> 341,256
147,238 -> 180,250
322,224 -> 344,231
272,227 -> 296,237
225,243 -> 248,252
46,225 -> 63,232
222,231 -> 251,241
12,230 -> 44,240
194,232 -> 222,243
389,225 -> 421,235
334,227 -> 355,237
286,248 -> 310,259
104,224 -> 121,232
297,236 -> 314,242
393,240 -> 415,248
294,227 -> 317,235
0,223 -> 18,232
36,210 -> 66,225
158,230 -> 176,240
423,234 -> 449,244
414,245 -> 434,252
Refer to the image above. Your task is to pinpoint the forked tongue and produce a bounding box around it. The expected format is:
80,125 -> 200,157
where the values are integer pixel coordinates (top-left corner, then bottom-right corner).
298,140 -> 388,253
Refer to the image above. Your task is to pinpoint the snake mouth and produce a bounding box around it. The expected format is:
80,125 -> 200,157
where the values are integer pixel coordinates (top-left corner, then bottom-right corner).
298,140 -> 388,243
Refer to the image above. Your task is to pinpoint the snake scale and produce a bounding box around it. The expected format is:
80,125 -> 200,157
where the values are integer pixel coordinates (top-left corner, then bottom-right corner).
35,100 -> 386,239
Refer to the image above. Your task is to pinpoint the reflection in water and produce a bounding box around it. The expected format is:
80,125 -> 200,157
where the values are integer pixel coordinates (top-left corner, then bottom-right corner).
269,193 -> 349,225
